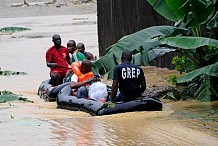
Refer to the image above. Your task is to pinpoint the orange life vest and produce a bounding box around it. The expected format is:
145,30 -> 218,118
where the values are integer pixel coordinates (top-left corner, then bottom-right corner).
71,61 -> 94,82
71,62 -> 82,76
78,72 -> 94,82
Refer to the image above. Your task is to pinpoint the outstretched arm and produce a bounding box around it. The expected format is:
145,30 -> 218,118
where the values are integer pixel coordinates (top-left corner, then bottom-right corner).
70,76 -> 97,89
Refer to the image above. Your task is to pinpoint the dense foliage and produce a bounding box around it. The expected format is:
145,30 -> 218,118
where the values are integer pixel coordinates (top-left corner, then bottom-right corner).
92,0 -> 218,101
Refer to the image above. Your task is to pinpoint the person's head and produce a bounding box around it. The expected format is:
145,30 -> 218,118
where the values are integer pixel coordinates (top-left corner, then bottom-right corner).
85,52 -> 96,60
67,40 -> 76,54
76,43 -> 85,54
80,60 -> 92,74
121,50 -> 132,62
52,34 -> 61,49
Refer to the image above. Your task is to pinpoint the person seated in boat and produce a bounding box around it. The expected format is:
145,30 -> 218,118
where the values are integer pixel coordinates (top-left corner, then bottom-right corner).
76,43 -> 97,60
70,60 -> 100,98
67,40 -> 86,63
64,40 -> 86,83
46,34 -> 71,86
110,50 -> 146,102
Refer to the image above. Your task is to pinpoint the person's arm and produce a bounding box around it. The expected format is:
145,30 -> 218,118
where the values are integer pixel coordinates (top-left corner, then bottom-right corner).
139,67 -> 146,94
110,79 -> 119,102
46,62 -> 57,68
70,76 -> 97,89
46,48 -> 57,68
66,52 -> 71,65
64,47 -> 71,65
140,79 -> 146,94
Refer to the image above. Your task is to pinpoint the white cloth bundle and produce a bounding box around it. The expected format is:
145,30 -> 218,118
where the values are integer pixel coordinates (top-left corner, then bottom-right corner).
88,82 -> 108,101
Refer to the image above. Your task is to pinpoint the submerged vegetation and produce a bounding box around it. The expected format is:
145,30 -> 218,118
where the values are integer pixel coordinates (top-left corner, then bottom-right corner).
0,91 -> 32,103
0,27 -> 31,33
0,68 -> 27,76
92,0 -> 218,102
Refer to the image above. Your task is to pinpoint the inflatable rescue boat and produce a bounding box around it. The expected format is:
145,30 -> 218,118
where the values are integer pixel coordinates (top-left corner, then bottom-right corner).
37,79 -> 70,101
57,85 -> 163,116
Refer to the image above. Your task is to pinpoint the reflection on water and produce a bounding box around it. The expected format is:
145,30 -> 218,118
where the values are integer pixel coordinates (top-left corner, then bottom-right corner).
48,102 -> 218,146
51,117 -> 154,145
0,98 -> 218,145
50,118 -> 107,145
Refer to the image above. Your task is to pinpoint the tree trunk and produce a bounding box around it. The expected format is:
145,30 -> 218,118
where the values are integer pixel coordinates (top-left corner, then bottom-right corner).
97,0 -> 173,56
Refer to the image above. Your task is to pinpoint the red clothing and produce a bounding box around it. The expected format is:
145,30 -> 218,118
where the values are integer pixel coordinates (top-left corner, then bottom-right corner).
46,46 -> 70,77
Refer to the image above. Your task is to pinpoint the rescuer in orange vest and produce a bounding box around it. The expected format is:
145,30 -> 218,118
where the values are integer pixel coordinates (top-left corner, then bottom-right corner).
70,60 -> 100,98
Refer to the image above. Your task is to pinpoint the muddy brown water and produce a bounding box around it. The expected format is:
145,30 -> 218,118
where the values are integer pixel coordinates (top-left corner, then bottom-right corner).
0,1 -> 218,145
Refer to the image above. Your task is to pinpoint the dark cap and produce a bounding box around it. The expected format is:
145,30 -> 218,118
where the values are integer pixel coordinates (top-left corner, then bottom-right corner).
121,50 -> 132,61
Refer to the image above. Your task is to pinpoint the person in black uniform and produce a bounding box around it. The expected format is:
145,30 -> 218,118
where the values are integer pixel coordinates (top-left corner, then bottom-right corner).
110,50 -> 146,102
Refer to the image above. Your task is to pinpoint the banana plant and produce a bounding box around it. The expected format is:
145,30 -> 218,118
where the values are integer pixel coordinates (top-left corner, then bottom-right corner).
177,62 -> 218,101
92,0 -> 218,101
92,26 -> 186,78
147,0 -> 217,37
146,0 -> 218,101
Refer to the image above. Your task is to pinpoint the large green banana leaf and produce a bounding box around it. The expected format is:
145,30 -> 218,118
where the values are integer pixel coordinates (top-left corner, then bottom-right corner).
92,26 -> 218,79
177,62 -> 218,101
147,0 -> 215,27
146,0 -> 178,22
177,62 -> 218,83
194,75 -> 218,101
106,26 -> 185,53
92,26 -> 185,78
159,36 -> 218,49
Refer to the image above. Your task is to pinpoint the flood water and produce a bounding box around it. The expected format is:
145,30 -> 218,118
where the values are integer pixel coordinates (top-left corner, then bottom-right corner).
0,1 -> 218,146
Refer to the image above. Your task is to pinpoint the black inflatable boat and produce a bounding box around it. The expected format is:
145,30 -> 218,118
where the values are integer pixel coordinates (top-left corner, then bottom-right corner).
57,85 -> 163,116
37,79 -> 70,101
